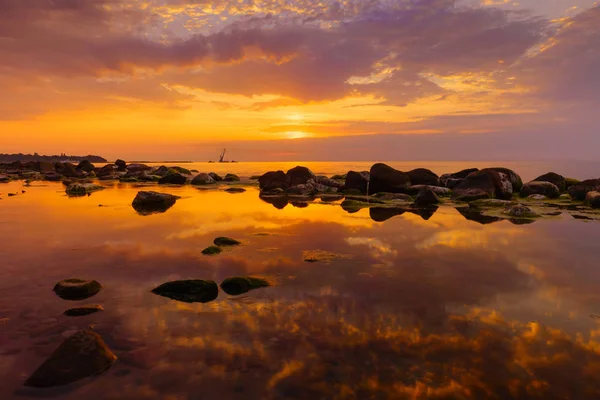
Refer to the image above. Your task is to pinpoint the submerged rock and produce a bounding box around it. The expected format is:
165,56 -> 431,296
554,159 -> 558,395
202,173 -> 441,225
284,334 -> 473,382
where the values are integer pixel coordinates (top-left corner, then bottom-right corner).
414,187 -> 440,206
407,168 -> 440,186
202,245 -> 222,255
368,163 -> 411,195
132,191 -> 180,215
53,279 -> 103,301
568,179 -> 600,201
64,305 -> 104,317
220,277 -> 270,296
151,280 -> 219,303
585,191 -> 600,208
24,330 -> 116,388
503,204 -> 539,218
158,173 -> 187,185
65,183 -> 105,196
533,172 -> 566,192
224,187 -> 246,193
214,237 -> 241,246
223,173 -> 240,182
343,171 -> 369,194
520,181 -> 560,199
191,173 -> 215,185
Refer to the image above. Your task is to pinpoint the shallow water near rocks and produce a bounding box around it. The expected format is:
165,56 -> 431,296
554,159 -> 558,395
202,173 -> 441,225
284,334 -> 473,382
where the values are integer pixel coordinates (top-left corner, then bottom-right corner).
2,173 -> 600,399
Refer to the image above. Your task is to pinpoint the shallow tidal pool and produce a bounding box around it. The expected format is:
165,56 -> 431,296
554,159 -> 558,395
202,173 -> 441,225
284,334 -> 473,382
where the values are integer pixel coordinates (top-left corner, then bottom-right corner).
1,180 -> 600,399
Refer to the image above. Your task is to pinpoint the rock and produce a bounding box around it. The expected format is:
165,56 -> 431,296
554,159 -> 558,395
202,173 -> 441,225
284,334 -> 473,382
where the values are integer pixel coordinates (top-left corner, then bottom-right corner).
374,193 -> 414,202
220,277 -> 270,296
368,163 -> 411,195
259,171 -> 289,192
407,185 -> 451,196
453,188 -> 491,202
528,194 -> 547,200
56,163 -> 77,178
53,279 -> 103,301
126,164 -> 151,172
170,166 -> 191,175
503,204 -> 539,218
0,175 -> 10,182
533,172 -> 566,192
66,183 -> 105,196
453,169 -> 513,200
76,160 -> 95,172
520,181 -> 560,199
407,168 -> 440,186
224,173 -> 240,182
343,171 -> 369,194
151,280 -> 219,303
565,178 -> 581,189
44,172 -> 63,181
115,159 -> 127,171
316,176 -> 344,189
440,168 -> 479,188
158,173 -> 187,185
414,187 -> 440,206
487,167 -> 523,192
568,179 -> 600,201
214,237 -> 241,246
286,166 -> 315,186
202,246 -> 222,255
585,191 -> 600,208
95,164 -> 115,178
224,187 -> 246,193
37,161 -> 56,173
154,166 -> 171,177
249,175 -> 260,180
132,191 -> 180,215
469,199 -> 512,208
191,173 -> 215,185
209,172 -> 223,182
63,305 -> 104,317
24,330 -> 116,388
287,183 -> 317,196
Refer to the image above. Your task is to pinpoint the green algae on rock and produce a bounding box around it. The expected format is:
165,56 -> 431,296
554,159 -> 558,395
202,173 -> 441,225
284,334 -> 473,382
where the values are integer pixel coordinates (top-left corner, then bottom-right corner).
53,279 -> 103,301
151,280 -> 219,303
24,330 -> 116,388
220,277 -> 271,296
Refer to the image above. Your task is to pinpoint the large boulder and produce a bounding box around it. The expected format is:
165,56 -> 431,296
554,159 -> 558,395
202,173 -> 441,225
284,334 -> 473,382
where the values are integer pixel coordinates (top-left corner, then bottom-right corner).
24,330 -> 116,388
95,164 -> 115,178
132,191 -> 180,215
487,167 -> 523,192
316,176 -> 344,189
453,169 -> 513,200
407,168 -> 440,186
343,171 -> 369,194
533,172 -> 566,192
440,168 -> 479,188
259,171 -> 289,192
223,173 -> 240,182
520,181 -> 560,199
191,173 -> 215,185
585,191 -> 600,208
158,173 -> 187,185
368,163 -> 411,195
286,166 -> 315,186
414,187 -> 440,206
115,159 -> 127,171
76,160 -> 95,172
208,172 -> 223,182
151,280 -> 219,303
568,179 -> 600,201
287,183 -> 317,196
57,162 -> 78,178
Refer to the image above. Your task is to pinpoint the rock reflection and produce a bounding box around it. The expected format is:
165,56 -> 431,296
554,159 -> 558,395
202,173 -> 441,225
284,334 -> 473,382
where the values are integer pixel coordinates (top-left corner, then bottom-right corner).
369,207 -> 406,222
259,195 -> 289,210
456,206 -> 503,225
408,205 -> 438,220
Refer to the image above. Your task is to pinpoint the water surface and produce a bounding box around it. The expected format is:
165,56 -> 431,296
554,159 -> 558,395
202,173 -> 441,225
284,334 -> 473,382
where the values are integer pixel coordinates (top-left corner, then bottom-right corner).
1,177 -> 600,399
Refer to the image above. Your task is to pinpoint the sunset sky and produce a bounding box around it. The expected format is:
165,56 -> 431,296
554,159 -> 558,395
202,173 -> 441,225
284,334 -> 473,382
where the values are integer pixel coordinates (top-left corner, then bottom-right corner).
0,0 -> 599,161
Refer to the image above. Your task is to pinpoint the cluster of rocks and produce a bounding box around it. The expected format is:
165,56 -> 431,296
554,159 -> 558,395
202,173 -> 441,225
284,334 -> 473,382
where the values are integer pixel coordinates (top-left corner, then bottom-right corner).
151,276 -> 269,303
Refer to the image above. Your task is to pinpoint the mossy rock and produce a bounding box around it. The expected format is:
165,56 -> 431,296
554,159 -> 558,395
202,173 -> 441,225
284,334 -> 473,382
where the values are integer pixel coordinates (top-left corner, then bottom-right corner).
170,166 -> 192,175
65,183 -> 105,196
24,330 -> 116,388
151,280 -> 218,303
214,237 -> 241,246
202,245 -> 222,255
53,279 -> 103,301
63,305 -> 104,317
220,277 -> 270,296
331,174 -> 347,180
224,174 -> 240,182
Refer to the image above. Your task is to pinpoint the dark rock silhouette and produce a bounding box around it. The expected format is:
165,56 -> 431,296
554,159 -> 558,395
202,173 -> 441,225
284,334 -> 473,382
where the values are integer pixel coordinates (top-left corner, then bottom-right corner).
53,279 -> 102,301
151,280 -> 219,303
569,179 -> 600,201
220,277 -> 270,296
132,191 -> 180,215
368,163 -> 411,195
407,168 -> 440,186
520,181 -> 560,199
533,172 -> 566,192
